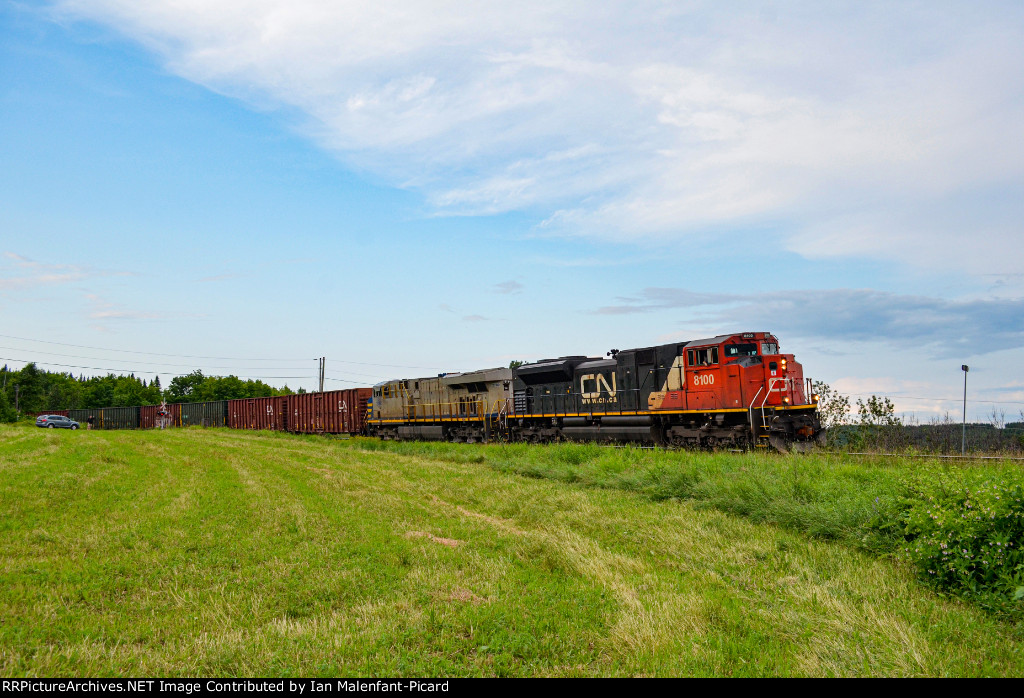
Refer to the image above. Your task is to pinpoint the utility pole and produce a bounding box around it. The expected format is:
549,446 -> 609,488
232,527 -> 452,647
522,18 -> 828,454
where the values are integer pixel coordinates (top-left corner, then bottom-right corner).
14,384 -> 19,415
319,357 -> 325,393
961,364 -> 969,456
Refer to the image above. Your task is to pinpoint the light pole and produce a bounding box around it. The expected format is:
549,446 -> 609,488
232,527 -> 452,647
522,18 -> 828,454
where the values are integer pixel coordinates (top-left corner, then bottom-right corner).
961,365 -> 969,456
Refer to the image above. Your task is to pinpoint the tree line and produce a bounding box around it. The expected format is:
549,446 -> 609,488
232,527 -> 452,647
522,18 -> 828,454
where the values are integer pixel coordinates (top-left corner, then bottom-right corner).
813,380 -> 1024,454
0,363 -> 294,422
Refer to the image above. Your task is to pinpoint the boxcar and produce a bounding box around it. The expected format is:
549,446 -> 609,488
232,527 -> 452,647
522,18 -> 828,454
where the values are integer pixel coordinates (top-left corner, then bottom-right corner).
228,396 -> 288,430
287,388 -> 371,434
140,403 -> 181,429
178,400 -> 228,427
69,408 -> 104,428
100,406 -> 140,430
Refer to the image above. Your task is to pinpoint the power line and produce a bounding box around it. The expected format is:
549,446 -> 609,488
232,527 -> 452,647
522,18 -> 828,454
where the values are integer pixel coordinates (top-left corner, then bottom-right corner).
0,356 -> 312,380
0,345 -> 317,370
323,376 -> 374,385
0,333 -> 313,361
0,333 -> 444,370
325,357 -> 444,370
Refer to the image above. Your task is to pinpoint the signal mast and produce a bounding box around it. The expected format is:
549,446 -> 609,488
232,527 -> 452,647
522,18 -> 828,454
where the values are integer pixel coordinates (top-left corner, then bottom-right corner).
157,399 -> 170,429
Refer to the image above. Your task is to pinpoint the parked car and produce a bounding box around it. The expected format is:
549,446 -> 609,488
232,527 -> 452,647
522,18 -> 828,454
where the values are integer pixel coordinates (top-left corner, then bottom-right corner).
35,415 -> 80,430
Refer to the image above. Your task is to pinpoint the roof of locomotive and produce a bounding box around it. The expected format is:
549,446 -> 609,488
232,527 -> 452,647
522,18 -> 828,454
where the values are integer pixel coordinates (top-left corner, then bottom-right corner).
441,367 -> 512,386
683,333 -> 739,348
617,332 -> 776,354
372,366 -> 511,389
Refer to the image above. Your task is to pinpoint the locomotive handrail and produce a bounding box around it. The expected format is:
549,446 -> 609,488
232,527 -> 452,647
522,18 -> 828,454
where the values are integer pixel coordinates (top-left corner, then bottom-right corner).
760,378 -> 783,428
403,396 -> 488,420
749,386 -> 764,440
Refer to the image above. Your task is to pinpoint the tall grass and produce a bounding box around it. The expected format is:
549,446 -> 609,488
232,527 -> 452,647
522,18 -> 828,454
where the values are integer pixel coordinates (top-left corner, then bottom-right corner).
343,439 -> 1024,620
3,426 -> 1024,675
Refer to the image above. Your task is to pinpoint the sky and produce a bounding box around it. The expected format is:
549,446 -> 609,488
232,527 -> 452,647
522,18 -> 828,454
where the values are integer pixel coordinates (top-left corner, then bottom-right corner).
1,0 -> 1022,422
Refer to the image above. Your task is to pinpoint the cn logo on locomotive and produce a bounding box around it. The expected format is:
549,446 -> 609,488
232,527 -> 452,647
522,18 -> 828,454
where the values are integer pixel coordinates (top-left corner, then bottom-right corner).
580,373 -> 617,404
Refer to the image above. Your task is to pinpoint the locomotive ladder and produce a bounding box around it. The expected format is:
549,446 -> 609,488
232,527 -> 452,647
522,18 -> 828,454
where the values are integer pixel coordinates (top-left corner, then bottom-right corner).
491,398 -> 511,442
750,379 -> 786,445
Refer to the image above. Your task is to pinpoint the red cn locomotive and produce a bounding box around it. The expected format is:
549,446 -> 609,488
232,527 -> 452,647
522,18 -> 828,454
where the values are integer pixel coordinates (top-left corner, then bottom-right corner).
509,331 -> 821,450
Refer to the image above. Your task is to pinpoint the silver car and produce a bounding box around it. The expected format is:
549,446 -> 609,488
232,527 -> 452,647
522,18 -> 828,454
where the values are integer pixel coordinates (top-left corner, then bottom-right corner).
35,415 -> 80,430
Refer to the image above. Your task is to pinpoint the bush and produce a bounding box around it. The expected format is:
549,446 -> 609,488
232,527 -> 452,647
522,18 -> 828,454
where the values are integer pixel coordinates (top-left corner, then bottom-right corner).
888,466 -> 1024,619
0,389 -> 16,423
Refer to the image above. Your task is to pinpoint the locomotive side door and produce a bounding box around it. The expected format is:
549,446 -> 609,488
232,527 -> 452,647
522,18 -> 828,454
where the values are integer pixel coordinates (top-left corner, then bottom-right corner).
686,345 -> 721,410
634,348 -> 656,411
617,352 -> 638,411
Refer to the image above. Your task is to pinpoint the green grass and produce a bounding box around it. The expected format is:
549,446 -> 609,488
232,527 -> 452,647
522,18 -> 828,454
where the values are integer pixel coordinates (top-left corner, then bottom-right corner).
346,439 -> 1024,549
1,425 -> 1022,676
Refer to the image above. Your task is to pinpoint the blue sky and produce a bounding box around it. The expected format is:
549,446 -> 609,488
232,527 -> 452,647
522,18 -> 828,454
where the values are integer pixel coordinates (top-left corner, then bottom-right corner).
2,1 -> 1023,422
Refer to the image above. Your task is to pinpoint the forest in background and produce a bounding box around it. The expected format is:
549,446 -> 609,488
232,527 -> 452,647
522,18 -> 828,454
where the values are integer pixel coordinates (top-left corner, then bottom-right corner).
0,363 -> 293,420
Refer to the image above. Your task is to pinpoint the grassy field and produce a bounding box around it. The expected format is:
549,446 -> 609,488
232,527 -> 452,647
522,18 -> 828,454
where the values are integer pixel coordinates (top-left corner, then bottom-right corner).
1,425 -> 1022,677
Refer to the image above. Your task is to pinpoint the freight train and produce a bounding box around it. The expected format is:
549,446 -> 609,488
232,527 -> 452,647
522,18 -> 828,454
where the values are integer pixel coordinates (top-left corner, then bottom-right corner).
53,330 -> 822,451
368,331 -> 821,451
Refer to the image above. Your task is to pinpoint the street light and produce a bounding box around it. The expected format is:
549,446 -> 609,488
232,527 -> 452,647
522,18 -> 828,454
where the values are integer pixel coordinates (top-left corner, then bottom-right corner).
961,365 -> 969,456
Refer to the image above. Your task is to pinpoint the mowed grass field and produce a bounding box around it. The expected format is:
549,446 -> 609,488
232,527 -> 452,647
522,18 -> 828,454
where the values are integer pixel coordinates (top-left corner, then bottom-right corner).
1,425 -> 1022,677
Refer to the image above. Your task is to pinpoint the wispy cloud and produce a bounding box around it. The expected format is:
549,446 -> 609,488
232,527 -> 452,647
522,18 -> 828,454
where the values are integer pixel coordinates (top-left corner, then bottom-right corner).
196,273 -> 242,283
493,280 -> 523,294
50,1 -> 1024,274
462,314 -> 487,322
0,252 -> 122,291
597,286 -> 1024,358
83,293 -> 200,332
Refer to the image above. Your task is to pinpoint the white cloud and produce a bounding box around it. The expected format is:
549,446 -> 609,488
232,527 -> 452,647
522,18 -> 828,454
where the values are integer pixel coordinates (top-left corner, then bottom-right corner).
1,252 -> 138,292
596,286 -> 1024,359
52,1 -> 1024,273
1,252 -> 88,290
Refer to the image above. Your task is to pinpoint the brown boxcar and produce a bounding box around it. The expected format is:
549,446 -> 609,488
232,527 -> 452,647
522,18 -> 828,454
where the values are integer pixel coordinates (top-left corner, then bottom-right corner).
287,389 -> 371,434
228,396 -> 288,430
140,403 -> 181,429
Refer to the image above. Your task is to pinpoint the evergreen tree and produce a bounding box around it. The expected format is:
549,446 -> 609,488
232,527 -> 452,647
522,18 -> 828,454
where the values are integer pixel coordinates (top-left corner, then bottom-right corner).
0,388 -> 16,423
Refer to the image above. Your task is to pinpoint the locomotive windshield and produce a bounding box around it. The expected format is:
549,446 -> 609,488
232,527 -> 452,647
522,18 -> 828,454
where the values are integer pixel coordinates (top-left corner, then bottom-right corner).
724,343 -> 758,357
760,342 -> 779,355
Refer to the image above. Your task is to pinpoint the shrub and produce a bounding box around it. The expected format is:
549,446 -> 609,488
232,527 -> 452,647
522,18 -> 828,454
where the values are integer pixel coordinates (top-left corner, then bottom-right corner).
888,466 -> 1024,619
